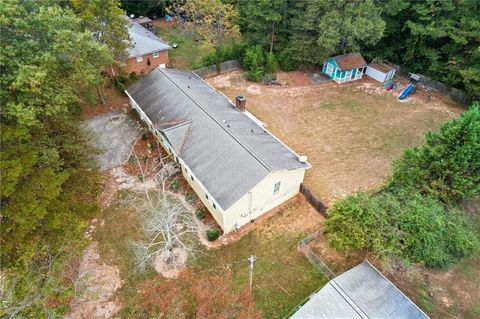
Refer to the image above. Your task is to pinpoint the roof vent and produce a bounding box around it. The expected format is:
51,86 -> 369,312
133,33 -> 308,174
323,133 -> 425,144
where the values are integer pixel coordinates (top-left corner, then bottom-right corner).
235,95 -> 246,112
298,155 -> 308,163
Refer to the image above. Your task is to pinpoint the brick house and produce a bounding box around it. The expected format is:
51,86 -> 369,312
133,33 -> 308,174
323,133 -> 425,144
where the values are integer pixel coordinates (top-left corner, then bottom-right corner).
109,17 -> 171,77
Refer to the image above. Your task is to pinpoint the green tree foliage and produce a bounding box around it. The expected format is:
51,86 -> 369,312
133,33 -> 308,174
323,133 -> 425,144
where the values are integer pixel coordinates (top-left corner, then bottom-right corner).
368,0 -> 480,98
1,0 -> 111,126
120,0 -> 166,18
327,191 -> 477,267
169,0 -> 240,49
287,0 -> 385,65
390,103 -> 480,203
242,45 -> 278,82
326,105 -> 480,268
70,0 -> 130,62
0,0 -> 121,315
237,0 -> 284,53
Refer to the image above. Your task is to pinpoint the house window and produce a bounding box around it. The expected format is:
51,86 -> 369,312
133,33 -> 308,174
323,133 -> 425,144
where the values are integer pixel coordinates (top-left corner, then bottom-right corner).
191,175 -> 194,182
152,51 -> 160,58
205,194 -> 209,200
136,56 -> 143,63
213,203 -> 216,209
273,181 -> 281,194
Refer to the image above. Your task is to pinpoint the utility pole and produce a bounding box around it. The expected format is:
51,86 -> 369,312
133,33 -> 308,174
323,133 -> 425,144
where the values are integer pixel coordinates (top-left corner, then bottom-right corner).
248,255 -> 256,293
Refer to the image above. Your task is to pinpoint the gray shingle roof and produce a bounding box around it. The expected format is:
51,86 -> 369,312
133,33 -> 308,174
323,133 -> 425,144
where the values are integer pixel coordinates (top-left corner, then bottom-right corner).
291,261 -> 430,319
127,19 -> 171,59
127,68 -> 309,210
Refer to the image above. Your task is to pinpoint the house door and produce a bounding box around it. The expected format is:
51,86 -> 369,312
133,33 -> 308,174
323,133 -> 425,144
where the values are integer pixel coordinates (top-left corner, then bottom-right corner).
327,63 -> 334,76
345,70 -> 352,80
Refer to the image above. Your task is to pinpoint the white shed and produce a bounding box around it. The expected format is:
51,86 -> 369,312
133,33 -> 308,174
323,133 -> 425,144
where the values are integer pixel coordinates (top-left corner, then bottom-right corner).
365,62 -> 396,83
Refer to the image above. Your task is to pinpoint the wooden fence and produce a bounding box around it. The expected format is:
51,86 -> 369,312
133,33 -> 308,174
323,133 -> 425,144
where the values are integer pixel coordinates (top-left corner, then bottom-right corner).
299,183 -> 328,218
193,59 -> 242,78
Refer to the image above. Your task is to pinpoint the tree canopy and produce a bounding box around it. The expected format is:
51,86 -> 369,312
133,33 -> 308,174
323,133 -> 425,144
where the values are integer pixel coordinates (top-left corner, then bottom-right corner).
366,0 -> 480,98
1,0 -> 126,316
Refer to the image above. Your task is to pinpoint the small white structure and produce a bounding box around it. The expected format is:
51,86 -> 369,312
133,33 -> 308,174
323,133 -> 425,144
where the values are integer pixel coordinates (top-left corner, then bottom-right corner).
365,62 -> 396,83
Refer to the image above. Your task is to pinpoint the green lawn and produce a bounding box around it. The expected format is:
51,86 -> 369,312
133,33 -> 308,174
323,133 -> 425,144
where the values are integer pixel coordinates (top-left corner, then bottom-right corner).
155,22 -> 213,70
95,191 -> 326,318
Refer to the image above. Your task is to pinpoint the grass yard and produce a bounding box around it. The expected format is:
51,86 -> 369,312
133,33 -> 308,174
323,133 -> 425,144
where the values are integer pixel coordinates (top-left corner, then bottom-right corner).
207,70 -> 465,204
153,19 -> 213,70
94,191 -> 326,319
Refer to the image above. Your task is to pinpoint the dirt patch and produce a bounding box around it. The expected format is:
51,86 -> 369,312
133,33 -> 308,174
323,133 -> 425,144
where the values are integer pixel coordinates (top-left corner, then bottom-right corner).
82,86 -> 129,119
66,242 -> 122,319
154,248 -> 188,278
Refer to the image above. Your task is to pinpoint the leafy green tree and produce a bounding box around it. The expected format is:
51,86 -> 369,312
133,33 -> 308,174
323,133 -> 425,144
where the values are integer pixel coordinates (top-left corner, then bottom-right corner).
120,0 -> 166,18
168,0 -> 240,49
390,103 -> 480,203
326,191 -> 478,268
368,0 -> 480,98
238,0 -> 284,53
70,0 -> 130,62
287,0 -> 385,65
1,0 -> 111,126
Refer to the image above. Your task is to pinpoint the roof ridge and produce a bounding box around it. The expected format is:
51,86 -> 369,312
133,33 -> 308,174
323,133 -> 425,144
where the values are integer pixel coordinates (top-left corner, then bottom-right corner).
329,279 -> 370,318
157,68 -> 272,171
160,119 -> 192,132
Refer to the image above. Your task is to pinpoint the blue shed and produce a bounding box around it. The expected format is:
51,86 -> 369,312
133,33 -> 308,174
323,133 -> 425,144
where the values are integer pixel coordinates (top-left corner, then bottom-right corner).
322,53 -> 367,84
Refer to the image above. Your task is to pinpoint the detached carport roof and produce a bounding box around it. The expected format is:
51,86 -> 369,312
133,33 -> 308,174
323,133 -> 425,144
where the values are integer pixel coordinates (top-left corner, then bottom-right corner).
290,261 -> 430,319
126,68 -> 309,210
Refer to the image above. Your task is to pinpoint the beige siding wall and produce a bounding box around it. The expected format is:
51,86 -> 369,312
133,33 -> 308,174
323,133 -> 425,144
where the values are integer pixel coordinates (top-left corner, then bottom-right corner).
223,169 -> 306,233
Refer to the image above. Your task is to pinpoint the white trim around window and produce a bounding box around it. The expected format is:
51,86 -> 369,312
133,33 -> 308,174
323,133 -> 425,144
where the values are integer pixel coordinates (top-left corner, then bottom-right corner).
136,56 -> 143,63
152,51 -> 160,58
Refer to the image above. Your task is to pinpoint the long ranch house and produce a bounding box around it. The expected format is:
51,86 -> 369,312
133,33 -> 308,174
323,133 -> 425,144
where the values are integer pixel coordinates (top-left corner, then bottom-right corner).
126,68 -> 310,233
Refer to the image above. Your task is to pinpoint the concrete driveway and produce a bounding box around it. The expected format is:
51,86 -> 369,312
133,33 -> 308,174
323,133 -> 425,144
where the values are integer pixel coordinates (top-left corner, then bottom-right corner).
83,111 -> 143,171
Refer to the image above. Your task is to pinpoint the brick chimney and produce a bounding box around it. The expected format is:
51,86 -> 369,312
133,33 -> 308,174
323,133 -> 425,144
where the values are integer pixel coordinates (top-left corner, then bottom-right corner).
235,95 -> 246,112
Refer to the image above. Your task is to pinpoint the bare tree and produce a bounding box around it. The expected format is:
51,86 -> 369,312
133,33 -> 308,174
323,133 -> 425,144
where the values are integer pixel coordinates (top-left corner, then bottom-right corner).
128,150 -> 203,272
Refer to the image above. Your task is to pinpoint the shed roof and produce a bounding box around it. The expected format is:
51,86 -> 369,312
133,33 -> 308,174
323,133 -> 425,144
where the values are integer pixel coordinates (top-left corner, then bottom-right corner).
126,68 -> 309,210
368,62 -> 395,73
127,17 -> 170,59
330,53 -> 367,71
134,16 -> 152,24
290,261 -> 430,319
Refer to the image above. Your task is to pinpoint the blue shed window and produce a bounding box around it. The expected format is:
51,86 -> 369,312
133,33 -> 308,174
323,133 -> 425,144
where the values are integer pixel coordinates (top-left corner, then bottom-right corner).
336,69 -> 341,77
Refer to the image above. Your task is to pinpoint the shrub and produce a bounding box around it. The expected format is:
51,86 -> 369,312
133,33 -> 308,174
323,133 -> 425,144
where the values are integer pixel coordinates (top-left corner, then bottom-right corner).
276,50 -> 297,71
243,45 -> 279,82
389,103 -> 480,203
201,42 -> 247,67
170,180 -> 180,192
207,228 -> 220,241
114,80 -> 126,95
265,53 -> 278,75
196,207 -> 205,220
185,192 -> 195,202
116,74 -> 128,85
326,190 -> 478,268
129,71 -> 138,81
